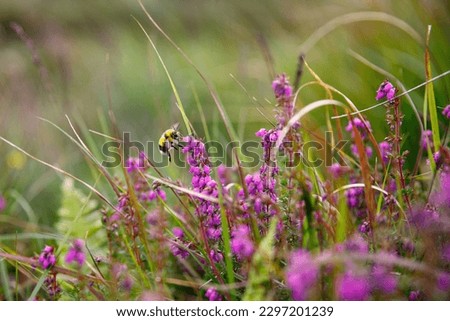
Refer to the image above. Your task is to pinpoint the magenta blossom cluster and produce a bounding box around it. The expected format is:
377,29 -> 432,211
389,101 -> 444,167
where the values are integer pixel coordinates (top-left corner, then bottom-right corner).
125,152 -> 147,173
421,130 -> 433,150
142,187 -> 167,203
328,163 -> 349,179
286,250 -> 318,300
272,73 -> 295,128
65,239 -> 86,267
38,245 -> 56,270
170,227 -> 189,259
379,141 -> 392,164
346,118 -> 373,159
337,262 -> 398,300
338,234 -> 369,254
442,105 -> 450,119
231,225 -> 254,259
376,80 -> 396,101
112,263 -> 134,292
337,271 -> 370,300
182,136 -> 221,241
254,128 -> 279,215
44,273 -> 61,299
370,265 -> 397,294
345,186 -> 364,210
0,194 -> 6,212
345,118 -> 371,139
427,170 -> 450,214
205,287 -> 222,301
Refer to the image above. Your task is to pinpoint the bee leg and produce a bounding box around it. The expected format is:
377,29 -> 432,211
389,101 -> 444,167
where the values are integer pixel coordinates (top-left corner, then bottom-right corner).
177,143 -> 183,148
173,145 -> 179,151
168,152 -> 172,162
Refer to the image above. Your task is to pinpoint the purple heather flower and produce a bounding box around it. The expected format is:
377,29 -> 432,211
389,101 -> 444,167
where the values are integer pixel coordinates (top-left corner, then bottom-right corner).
210,249 -> 224,263
408,290 -> 421,301
44,273 -> 61,298
245,173 -> 264,195
358,221 -> 370,234
146,188 -> 167,202
170,243 -> 189,259
421,130 -> 433,150
350,144 -> 373,159
112,263 -> 133,292
401,238 -> 415,255
272,74 -> 298,129
328,163 -> 348,178
146,210 -> 159,225
65,239 -> 86,267
442,244 -> 450,263
0,195 -> 5,212
170,227 -> 190,259
386,178 -> 397,194
345,117 -> 369,132
231,225 -> 254,259
433,151 -> 442,168
172,227 -> 184,239
437,272 -> 450,292
217,164 -> 230,185
379,141 -> 392,164
345,187 -> 363,209
342,235 -> 369,254
118,194 -> 129,210
121,275 -> 134,292
272,74 -> 293,101
432,171 -> 450,208
286,250 -> 318,300
409,206 -> 440,229
125,154 -> 146,173
38,245 -> 56,270
205,287 -> 222,301
370,265 -> 397,294
182,136 -> 222,241
442,105 -> 450,119
255,128 -> 268,138
345,118 -> 372,139
337,272 -> 370,300
376,80 -> 396,101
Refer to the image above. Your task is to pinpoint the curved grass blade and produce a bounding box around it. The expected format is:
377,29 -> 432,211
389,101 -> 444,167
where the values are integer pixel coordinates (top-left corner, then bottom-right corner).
299,11 -> 422,54
133,17 -> 193,136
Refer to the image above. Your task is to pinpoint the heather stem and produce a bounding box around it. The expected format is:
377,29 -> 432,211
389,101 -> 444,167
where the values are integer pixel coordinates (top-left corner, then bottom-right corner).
393,101 -> 412,212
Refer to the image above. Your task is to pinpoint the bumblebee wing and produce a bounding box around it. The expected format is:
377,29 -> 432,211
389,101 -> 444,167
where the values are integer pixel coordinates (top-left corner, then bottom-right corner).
172,122 -> 180,131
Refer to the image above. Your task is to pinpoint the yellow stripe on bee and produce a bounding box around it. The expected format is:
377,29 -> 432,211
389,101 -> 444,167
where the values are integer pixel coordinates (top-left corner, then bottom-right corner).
159,129 -> 176,147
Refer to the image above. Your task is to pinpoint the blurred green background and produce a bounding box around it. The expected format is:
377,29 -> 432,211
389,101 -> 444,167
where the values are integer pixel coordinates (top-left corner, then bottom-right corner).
0,0 -> 449,231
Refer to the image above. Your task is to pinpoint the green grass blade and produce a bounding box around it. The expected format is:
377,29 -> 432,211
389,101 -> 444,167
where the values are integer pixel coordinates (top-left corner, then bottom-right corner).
133,18 -> 193,136
0,233 -> 63,241
425,26 -> 440,152
192,84 -> 211,142
28,270 -> 48,301
0,259 -> 13,300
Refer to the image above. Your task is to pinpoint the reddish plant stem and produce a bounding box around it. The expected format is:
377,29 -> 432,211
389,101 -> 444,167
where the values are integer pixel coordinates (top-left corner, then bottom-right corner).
393,102 -> 412,212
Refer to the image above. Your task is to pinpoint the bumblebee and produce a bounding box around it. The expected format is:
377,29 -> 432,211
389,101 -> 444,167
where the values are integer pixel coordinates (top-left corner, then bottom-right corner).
158,123 -> 182,162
